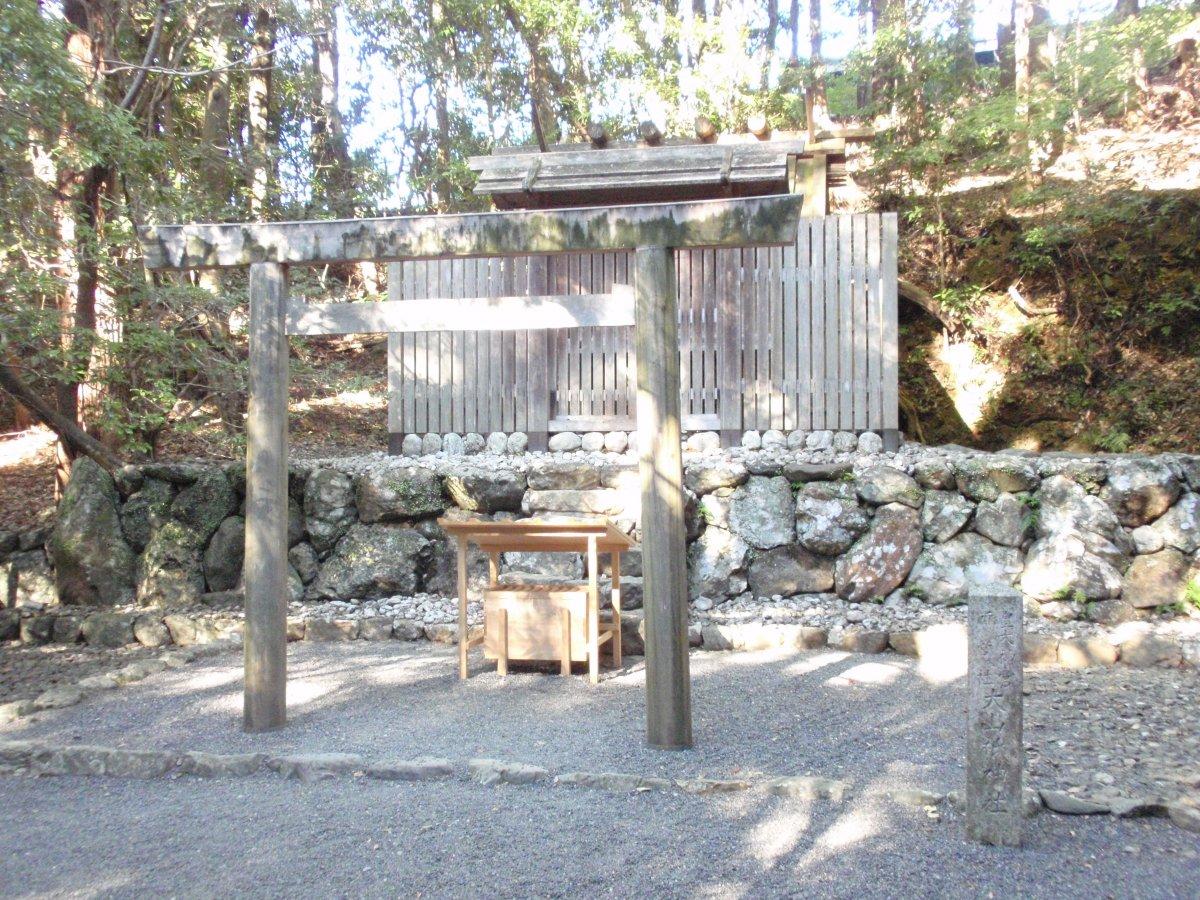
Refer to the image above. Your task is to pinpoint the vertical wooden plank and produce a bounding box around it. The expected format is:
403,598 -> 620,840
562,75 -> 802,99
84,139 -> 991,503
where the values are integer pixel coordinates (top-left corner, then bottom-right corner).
700,247 -> 710,415
502,257 -> 517,430
617,252 -> 632,417
513,257 -> 528,435
824,217 -> 840,429
809,219 -> 825,429
852,214 -> 869,431
602,253 -> 615,416
588,253 -> 598,420
526,255 -> 550,448
463,258 -> 479,435
867,213 -> 883,430
244,260 -> 288,732
881,212 -> 900,445
838,215 -> 854,428
796,222 -> 811,431
769,244 -> 785,431
781,229 -> 797,432
677,250 -> 692,424
635,245 -> 692,750
386,262 -> 404,451
757,246 -> 771,430
456,540 -> 469,679
487,257 -> 503,430
717,247 -> 742,444
449,258 -> 463,434
411,261 -> 428,435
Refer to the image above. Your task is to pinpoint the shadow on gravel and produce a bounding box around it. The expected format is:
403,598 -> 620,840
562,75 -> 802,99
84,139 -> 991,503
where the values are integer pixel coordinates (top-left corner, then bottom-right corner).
1,644 -> 969,788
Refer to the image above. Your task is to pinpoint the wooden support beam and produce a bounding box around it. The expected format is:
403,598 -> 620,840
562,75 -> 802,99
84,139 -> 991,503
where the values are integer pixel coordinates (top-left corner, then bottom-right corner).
286,290 -> 634,336
137,195 -> 803,270
243,261 -> 289,733
635,245 -> 693,750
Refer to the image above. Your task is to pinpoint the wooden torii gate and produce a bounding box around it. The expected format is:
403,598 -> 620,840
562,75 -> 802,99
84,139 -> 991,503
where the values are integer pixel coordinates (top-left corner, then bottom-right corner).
137,196 -> 802,749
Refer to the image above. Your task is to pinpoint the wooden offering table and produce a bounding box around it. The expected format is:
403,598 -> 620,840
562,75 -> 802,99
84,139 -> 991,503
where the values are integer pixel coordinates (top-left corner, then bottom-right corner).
437,519 -> 635,684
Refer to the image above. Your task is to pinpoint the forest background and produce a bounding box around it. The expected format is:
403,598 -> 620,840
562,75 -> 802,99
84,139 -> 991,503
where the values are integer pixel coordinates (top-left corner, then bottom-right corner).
3,0 -> 1199,520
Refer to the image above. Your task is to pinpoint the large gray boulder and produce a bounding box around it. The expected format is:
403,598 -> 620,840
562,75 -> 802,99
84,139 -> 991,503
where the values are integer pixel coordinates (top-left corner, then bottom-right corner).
834,504 -> 922,603
137,521 -> 206,606
795,482 -> 869,557
1121,549 -> 1191,609
688,526 -> 749,598
905,533 -> 1023,605
49,458 -> 136,606
443,471 -> 526,513
287,497 -> 305,547
684,460 -> 748,495
973,492 -> 1031,548
307,524 -> 431,601
203,516 -> 245,592
170,468 -> 237,545
288,543 -> 321,584
414,518 -> 490,597
912,457 -> 955,490
1149,492 -> 1200,554
304,468 -> 357,555
80,612 -> 136,648
1035,476 -> 1132,566
119,477 -> 173,552
527,462 -> 601,491
357,467 -> 446,523
747,545 -> 834,596
728,476 -> 794,550
1101,458 -> 1181,527
953,456 -> 1039,502
856,466 -> 923,508
921,490 -> 974,543
1020,532 -> 1122,602
1174,454 -> 1200,492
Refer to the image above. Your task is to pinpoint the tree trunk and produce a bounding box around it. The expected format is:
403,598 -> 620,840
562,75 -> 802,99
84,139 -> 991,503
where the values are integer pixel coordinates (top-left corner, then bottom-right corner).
429,0 -> 455,209
951,0 -> 976,79
1113,0 -> 1139,21
808,0 -> 830,131
0,362 -> 124,475
856,0 -> 873,108
311,0 -> 356,217
762,0 -> 779,90
788,0 -> 800,63
1015,0 -> 1036,184
998,1 -> 1016,89
201,11 -> 236,211
57,0 -> 117,490
248,6 -> 276,217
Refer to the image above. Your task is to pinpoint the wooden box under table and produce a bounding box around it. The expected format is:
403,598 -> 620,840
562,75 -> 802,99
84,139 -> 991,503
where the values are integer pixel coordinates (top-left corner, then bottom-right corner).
483,584 -> 616,664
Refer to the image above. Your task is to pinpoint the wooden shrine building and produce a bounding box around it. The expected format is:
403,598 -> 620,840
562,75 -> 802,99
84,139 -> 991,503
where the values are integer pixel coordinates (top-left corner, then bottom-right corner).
386,128 -> 898,451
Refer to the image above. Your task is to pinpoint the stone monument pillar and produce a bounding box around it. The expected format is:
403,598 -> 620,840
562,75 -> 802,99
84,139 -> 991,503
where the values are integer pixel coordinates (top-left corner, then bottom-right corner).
966,585 -> 1023,847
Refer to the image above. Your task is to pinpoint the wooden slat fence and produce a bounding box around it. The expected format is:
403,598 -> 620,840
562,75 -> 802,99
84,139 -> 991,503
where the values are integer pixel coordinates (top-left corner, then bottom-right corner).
386,212 -> 897,444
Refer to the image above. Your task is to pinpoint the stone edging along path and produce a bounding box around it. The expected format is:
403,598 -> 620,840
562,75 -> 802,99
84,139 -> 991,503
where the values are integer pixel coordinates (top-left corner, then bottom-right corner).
1,741 -> 1198,835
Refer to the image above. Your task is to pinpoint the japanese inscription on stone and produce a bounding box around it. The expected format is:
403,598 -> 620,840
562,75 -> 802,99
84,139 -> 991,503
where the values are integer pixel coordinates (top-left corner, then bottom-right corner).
966,585 -> 1023,847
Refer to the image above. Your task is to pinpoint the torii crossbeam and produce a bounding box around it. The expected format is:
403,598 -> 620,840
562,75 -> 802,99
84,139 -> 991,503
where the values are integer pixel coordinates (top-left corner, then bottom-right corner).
138,195 -> 803,749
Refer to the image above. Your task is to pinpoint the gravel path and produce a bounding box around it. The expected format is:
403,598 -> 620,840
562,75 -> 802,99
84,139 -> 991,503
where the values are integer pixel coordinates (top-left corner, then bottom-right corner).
3,643 -> 1199,805
1,775 -> 1197,898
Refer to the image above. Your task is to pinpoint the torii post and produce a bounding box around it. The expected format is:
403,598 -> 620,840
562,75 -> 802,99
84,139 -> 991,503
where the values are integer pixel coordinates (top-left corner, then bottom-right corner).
137,195 -> 803,748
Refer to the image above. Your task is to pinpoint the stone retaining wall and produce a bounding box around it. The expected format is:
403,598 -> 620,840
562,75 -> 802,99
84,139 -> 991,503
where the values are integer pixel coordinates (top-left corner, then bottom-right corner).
3,434 -> 1198,660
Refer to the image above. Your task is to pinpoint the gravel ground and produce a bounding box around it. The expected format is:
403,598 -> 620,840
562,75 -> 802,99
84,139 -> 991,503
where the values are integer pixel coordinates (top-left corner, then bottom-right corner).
3,643 -> 1199,805
1,774 -> 1197,898
0,643 -> 163,703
